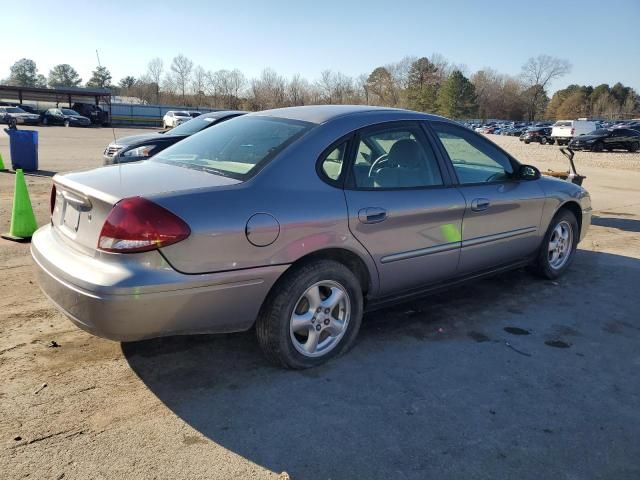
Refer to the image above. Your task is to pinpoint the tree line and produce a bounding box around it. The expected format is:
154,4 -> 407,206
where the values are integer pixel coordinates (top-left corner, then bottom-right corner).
3,55 -> 638,121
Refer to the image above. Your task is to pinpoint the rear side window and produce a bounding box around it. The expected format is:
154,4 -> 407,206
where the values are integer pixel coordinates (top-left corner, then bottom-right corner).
320,141 -> 347,182
351,124 -> 443,189
153,116 -> 312,180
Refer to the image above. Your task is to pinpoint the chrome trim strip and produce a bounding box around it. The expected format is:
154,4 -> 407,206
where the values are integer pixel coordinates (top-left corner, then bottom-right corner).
381,241 -> 461,264
461,226 -> 537,248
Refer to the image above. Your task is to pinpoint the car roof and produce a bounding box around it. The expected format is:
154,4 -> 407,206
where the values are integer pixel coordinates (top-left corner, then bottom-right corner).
196,110 -> 246,120
248,105 -> 447,125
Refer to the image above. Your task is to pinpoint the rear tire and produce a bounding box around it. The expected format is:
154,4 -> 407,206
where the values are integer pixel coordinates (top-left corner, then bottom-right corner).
256,260 -> 363,369
531,209 -> 578,280
628,141 -> 639,153
592,141 -> 604,152
540,136 -> 548,145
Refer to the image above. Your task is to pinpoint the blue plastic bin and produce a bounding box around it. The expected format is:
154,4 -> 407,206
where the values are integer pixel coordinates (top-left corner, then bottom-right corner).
4,129 -> 38,171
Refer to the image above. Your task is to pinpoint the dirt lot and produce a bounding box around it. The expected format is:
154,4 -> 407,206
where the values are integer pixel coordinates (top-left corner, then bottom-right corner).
1,126 -> 640,480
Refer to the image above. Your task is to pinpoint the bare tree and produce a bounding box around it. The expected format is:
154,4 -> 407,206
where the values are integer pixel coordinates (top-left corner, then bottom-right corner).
192,66 -> 207,107
521,55 -> 571,120
287,73 -> 309,106
147,58 -> 163,103
170,54 -> 194,102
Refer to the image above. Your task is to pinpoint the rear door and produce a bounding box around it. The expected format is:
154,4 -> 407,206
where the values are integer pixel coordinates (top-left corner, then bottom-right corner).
339,121 -> 466,295
430,121 -> 545,274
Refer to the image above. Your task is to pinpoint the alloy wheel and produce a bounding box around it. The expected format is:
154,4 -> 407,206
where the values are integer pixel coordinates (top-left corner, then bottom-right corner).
548,220 -> 573,270
289,280 -> 351,358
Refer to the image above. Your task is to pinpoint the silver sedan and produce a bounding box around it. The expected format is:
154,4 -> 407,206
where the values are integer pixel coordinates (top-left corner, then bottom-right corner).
32,105 -> 592,368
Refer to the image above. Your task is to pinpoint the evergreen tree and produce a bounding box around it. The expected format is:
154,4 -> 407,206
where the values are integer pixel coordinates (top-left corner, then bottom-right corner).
437,70 -> 477,118
86,65 -> 112,88
7,58 -> 43,87
48,64 -> 82,87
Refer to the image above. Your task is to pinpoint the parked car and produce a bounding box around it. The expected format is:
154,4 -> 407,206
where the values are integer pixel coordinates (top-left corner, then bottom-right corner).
32,105 -> 591,368
551,120 -> 597,146
103,110 -> 246,165
613,121 -> 640,132
0,106 -> 41,125
41,108 -> 91,127
521,127 -> 553,145
188,111 -> 202,118
569,128 -> 640,152
72,103 -> 110,126
162,110 -> 192,129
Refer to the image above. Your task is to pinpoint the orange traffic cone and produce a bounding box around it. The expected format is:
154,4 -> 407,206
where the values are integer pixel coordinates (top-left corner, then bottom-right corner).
1,169 -> 38,242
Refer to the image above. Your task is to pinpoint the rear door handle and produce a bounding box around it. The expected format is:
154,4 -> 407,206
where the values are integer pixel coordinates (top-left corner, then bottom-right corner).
358,207 -> 387,224
471,198 -> 490,212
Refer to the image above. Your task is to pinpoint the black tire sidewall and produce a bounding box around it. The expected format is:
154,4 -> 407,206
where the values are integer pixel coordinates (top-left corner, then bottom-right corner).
257,260 -> 363,369
535,209 -> 579,279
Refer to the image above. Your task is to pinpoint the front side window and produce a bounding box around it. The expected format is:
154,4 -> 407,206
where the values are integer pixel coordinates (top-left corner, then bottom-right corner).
153,116 -> 312,179
432,122 -> 514,184
351,124 -> 443,189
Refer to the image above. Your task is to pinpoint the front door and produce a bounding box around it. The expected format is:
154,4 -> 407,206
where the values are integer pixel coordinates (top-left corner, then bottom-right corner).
340,122 -> 466,295
430,122 -> 545,274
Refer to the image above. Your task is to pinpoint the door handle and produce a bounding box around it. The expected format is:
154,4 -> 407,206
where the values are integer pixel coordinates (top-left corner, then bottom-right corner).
358,207 -> 387,224
471,198 -> 490,212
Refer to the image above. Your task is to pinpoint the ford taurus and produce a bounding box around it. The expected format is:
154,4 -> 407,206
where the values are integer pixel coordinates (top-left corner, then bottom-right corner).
32,106 -> 592,368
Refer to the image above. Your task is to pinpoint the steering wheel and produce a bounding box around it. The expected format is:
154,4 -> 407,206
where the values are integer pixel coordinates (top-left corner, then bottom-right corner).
368,153 -> 390,177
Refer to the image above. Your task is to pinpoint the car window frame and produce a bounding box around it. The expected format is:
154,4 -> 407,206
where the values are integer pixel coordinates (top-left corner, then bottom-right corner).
316,133 -> 356,188
425,120 -> 522,187
342,120 -> 454,191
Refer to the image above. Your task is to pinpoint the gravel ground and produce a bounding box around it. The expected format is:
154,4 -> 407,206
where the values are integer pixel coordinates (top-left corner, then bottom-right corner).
1,126 -> 639,480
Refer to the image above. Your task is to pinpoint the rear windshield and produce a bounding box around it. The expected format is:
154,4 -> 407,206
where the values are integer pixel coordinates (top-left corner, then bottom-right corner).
555,121 -> 572,127
61,109 -> 79,115
153,116 -> 312,180
175,111 -> 191,117
169,115 -> 221,135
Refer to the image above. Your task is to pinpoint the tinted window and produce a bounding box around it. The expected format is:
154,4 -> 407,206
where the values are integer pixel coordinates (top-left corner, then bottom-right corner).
351,124 -> 443,189
432,122 -> 513,184
169,115 -> 228,135
153,116 -> 312,179
320,141 -> 347,182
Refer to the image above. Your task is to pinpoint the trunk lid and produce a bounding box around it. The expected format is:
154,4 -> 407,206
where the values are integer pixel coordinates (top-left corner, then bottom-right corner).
51,161 -> 240,254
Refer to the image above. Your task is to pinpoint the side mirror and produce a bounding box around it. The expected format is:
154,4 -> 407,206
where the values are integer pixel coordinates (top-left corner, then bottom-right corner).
518,164 -> 540,180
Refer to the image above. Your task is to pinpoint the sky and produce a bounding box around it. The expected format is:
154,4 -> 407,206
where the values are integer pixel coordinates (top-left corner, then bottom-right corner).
2,0 -> 639,94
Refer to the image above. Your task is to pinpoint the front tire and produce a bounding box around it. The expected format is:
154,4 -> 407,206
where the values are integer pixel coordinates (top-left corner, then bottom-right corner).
628,141 -> 639,153
540,136 -> 548,145
592,141 -> 604,152
531,209 -> 578,280
256,260 -> 363,369
64,119 -> 70,127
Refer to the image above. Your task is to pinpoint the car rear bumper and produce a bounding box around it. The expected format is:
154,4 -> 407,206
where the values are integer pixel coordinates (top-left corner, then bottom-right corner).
31,225 -> 288,341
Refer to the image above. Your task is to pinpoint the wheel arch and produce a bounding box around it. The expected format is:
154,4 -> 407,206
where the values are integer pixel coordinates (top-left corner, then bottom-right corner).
556,200 -> 583,237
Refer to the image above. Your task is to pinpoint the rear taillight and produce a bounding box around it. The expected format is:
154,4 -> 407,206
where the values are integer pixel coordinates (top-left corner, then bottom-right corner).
50,185 -> 57,215
98,197 -> 190,253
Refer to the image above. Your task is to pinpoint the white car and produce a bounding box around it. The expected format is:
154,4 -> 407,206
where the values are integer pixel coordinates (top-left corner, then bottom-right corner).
551,119 -> 597,146
162,111 -> 192,129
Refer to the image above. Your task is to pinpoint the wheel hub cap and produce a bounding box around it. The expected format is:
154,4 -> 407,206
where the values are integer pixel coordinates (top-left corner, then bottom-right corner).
547,220 -> 573,270
290,280 -> 351,358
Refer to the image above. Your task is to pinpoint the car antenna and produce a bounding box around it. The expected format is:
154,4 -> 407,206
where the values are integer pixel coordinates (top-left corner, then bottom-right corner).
97,48 -> 118,145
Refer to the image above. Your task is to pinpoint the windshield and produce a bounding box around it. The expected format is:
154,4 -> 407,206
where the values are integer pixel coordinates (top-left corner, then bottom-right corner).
61,109 -> 79,115
6,107 -> 24,113
153,116 -> 313,179
175,111 -> 191,117
168,116 -> 221,135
